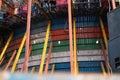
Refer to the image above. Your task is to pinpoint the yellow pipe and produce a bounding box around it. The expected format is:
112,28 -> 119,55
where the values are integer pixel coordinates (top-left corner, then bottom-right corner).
0,32 -> 13,61
101,62 -> 107,76
51,64 -> 55,73
31,67 -> 35,73
99,17 -> 108,50
11,33 -> 26,73
73,19 -> 79,74
39,21 -> 51,74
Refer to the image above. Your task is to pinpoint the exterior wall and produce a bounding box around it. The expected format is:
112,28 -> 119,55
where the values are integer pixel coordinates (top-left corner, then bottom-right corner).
1,16 -> 108,72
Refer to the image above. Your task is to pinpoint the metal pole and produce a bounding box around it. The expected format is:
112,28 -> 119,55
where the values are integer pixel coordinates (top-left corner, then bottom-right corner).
4,50 -> 16,71
0,0 -> 2,10
25,0 -> 32,72
51,64 -> 55,73
100,39 -> 111,75
22,46 -> 32,71
111,0 -> 116,9
39,21 -> 51,75
11,33 -> 26,73
99,17 -> 108,50
73,19 -> 78,74
68,0 -> 74,74
31,67 -> 35,73
0,56 -> 5,65
0,32 -> 13,61
14,8 -> 18,14
44,42 -> 53,74
101,62 -> 107,76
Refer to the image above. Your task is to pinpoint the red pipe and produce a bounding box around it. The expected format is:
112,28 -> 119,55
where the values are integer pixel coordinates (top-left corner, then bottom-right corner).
44,42 -> 53,74
68,0 -> 74,74
100,39 -> 110,75
4,50 -> 16,71
111,0 -> 116,9
25,0 -> 32,72
21,46 -> 32,71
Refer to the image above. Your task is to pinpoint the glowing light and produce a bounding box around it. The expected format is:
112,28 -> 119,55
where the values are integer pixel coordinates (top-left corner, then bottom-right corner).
96,40 -> 99,44
58,41 -> 61,44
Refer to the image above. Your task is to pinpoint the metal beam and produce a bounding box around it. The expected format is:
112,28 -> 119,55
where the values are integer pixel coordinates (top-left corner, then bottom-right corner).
99,0 -> 109,15
2,0 -> 14,9
13,15 -> 26,23
2,0 -> 26,23
4,50 -> 16,71
11,33 -> 26,73
24,0 -> 32,72
34,0 -> 50,20
0,32 -> 13,61
39,21 -> 51,75
68,0 -> 74,74
44,42 -> 53,74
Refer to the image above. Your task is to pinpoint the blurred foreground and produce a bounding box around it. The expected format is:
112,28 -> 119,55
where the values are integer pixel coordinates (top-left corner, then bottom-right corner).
0,72 -> 120,80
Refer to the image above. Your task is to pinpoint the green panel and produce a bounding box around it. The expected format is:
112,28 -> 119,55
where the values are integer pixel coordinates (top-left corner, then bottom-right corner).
7,38 -> 100,54
52,46 -> 69,52
5,38 -> 101,58
52,44 -> 100,52
53,38 -> 100,47
19,48 -> 49,58
53,40 -> 69,47
77,45 -> 100,50
77,38 -> 100,45
21,42 -> 50,53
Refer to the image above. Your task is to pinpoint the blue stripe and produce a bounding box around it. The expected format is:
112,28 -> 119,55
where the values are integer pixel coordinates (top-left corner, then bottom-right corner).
28,61 -> 104,72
